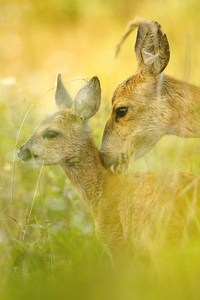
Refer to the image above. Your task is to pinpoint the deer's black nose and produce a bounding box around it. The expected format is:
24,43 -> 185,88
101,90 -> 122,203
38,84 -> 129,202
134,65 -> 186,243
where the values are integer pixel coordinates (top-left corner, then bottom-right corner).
100,151 -> 115,168
18,146 -> 32,161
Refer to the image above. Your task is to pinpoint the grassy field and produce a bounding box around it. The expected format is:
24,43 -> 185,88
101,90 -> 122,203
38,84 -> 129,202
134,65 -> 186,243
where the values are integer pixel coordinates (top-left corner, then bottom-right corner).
1,0 -> 200,299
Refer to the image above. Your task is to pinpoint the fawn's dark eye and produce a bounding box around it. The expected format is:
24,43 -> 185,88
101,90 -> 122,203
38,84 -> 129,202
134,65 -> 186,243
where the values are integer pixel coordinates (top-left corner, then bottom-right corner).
43,130 -> 59,139
115,107 -> 128,120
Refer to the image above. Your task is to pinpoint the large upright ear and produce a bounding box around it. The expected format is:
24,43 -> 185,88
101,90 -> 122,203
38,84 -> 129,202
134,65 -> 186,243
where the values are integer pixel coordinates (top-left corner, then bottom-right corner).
135,21 -> 170,76
55,74 -> 73,110
72,76 -> 101,120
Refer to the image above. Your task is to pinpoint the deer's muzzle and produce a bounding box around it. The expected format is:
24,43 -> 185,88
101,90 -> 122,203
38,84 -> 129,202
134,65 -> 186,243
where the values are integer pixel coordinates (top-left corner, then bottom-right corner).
18,146 -> 33,161
100,152 -> 129,174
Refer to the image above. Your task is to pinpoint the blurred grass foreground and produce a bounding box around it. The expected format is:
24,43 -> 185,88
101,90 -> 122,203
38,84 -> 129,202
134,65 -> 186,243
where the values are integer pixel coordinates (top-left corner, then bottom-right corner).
1,0 -> 200,299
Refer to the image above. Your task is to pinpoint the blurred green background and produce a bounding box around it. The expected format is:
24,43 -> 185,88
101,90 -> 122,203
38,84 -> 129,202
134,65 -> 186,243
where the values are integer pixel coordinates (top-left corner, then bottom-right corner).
1,0 -> 200,299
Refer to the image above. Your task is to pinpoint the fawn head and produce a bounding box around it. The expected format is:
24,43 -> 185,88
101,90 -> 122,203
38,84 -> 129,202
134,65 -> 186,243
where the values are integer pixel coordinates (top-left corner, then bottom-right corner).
100,20 -> 170,172
18,75 -> 101,165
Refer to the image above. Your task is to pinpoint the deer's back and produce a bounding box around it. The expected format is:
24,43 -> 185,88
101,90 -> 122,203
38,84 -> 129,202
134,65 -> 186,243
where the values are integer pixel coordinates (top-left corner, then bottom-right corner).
96,172 -> 200,255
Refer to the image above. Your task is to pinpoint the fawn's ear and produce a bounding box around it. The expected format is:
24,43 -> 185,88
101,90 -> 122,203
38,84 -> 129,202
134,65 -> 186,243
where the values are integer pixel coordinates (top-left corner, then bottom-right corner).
55,74 -> 73,109
72,76 -> 101,120
135,21 -> 170,76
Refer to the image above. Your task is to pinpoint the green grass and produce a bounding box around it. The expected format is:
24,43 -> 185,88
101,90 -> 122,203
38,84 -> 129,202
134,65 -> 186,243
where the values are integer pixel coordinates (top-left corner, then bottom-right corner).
1,0 -> 200,299
1,83 -> 200,300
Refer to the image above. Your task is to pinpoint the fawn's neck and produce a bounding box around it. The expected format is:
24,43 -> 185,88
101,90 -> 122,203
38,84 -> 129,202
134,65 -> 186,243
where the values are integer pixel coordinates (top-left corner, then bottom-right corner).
60,137 -> 108,214
163,75 -> 200,137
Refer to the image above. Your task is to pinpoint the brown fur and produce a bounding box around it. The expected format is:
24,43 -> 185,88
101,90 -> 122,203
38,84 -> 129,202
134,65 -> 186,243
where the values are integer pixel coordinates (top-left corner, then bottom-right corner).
100,19 -> 200,170
18,76 -> 200,259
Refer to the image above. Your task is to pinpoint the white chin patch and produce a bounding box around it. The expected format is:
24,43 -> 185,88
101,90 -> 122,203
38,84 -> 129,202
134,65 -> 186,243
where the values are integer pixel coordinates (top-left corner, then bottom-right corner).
110,160 -> 129,175
110,164 -> 115,173
110,163 -> 123,174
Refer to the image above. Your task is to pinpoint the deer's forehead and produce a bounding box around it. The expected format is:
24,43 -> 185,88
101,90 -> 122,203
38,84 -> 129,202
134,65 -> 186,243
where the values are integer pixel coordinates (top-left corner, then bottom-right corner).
112,76 -> 143,105
112,76 -> 154,108
112,87 -> 137,108
35,110 -> 75,133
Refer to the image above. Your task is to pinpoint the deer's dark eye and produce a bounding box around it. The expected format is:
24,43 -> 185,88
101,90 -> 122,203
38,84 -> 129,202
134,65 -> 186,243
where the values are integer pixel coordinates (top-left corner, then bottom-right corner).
115,107 -> 128,119
43,130 -> 59,139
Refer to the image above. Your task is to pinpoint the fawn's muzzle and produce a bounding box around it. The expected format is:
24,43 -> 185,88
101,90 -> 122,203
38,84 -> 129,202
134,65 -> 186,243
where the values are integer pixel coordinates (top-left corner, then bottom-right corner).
18,146 -> 32,161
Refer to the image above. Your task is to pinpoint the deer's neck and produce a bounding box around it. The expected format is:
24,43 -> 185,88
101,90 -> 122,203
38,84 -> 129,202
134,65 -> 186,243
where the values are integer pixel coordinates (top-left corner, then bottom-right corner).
163,75 -> 200,137
60,137 -> 108,214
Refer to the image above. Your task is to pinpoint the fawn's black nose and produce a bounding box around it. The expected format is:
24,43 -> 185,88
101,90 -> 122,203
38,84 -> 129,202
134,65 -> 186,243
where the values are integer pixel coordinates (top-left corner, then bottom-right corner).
18,146 -> 32,161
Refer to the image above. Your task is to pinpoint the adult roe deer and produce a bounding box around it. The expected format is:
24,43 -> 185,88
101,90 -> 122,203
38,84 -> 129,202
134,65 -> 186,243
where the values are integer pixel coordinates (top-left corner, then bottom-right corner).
18,75 -> 200,258
100,18 -> 200,172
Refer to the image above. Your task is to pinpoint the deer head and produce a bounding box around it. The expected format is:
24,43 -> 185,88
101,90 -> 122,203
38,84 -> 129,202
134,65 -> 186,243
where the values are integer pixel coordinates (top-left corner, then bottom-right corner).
18,75 -> 101,166
100,19 -> 170,173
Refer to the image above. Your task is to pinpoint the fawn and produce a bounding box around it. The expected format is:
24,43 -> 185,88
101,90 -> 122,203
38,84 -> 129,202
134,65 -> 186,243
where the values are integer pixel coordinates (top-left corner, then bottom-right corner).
100,18 -> 200,172
18,75 -> 200,258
